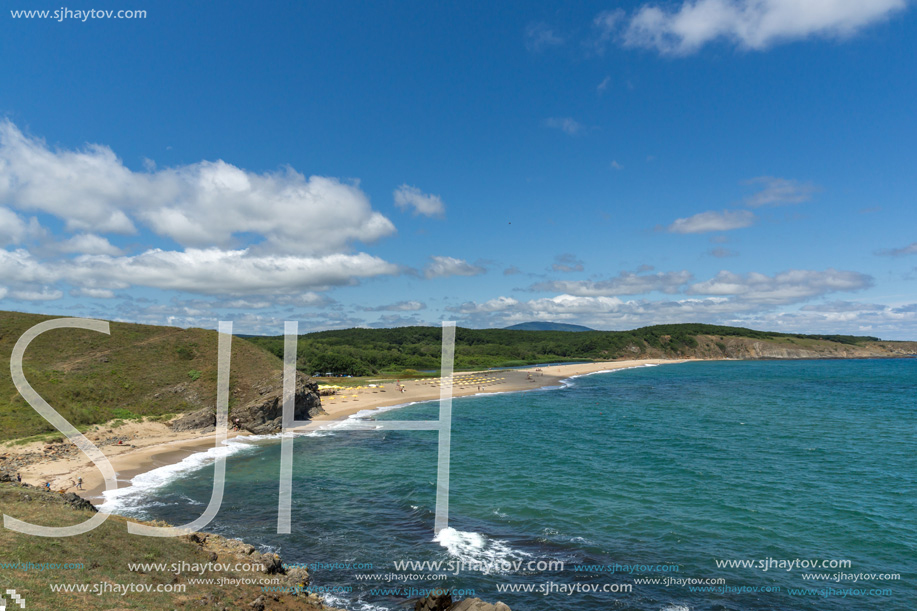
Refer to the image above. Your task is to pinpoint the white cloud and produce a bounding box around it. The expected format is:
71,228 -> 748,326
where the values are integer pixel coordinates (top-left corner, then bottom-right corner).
744,176 -> 819,207
525,22 -> 564,52
0,120 -> 396,255
544,117 -> 584,136
610,160 -> 623,170
393,184 -> 446,217
0,247 -> 400,297
688,269 -> 873,305
67,249 -> 400,295
424,256 -> 487,279
667,209 -> 756,233
597,76 -> 612,92
533,270 -> 693,296
0,207 -> 42,246
58,233 -> 122,255
620,0 -> 907,55
0,248 -> 60,285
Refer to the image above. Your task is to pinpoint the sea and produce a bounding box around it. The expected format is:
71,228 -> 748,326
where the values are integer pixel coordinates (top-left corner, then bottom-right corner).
100,359 -> 917,611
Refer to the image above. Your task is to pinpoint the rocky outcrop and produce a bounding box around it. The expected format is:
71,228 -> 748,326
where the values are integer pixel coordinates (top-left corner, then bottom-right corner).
170,406 -> 218,432
171,371 -> 324,434
233,372 -> 324,434
185,531 -> 333,608
414,592 -> 510,611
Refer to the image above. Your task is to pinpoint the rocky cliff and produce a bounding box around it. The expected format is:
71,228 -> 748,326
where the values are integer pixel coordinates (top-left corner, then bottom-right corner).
171,371 -> 324,434
690,335 -> 917,360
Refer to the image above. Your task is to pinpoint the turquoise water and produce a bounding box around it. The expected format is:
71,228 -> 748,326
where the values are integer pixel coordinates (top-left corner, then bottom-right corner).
107,360 -> 917,610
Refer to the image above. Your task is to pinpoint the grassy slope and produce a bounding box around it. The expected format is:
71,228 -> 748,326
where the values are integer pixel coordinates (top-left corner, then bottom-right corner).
0,483 -> 326,610
0,311 -> 283,442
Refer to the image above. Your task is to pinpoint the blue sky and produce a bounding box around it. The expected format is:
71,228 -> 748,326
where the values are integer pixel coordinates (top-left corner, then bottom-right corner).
1,0 -> 916,338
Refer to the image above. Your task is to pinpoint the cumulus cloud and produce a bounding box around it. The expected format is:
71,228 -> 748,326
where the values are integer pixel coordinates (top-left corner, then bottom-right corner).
0,247 -> 399,297
0,208 -> 42,246
617,0 -> 907,55
688,268 -> 873,305
57,233 -> 122,255
68,249 -> 400,295
424,256 -> 486,279
709,247 -> 738,258
503,266 -> 522,276
876,242 -> 917,256
533,270 -> 693,296
0,120 -> 409,305
550,253 -> 585,273
667,209 -> 756,233
393,184 -> 446,217
543,117 -> 584,136
744,176 -> 819,207
0,120 -> 396,255
525,22 -> 564,51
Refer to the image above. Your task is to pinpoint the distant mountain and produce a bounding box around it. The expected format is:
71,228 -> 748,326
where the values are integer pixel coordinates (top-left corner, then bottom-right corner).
503,321 -> 594,332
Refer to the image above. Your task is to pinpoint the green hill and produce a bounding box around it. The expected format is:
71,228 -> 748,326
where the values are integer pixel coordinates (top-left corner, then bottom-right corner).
248,323 -> 917,377
0,310 -> 284,442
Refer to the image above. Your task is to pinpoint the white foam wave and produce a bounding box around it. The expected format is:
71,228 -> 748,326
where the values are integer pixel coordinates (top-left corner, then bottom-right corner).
323,593 -> 391,611
98,437 -> 260,514
433,527 -> 530,574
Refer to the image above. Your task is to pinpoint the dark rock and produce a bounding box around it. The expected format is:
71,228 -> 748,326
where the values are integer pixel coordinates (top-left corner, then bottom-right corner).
170,372 -> 323,434
62,492 -> 98,512
260,552 -> 283,575
415,592 -> 452,611
170,406 -> 216,432
233,372 -> 324,435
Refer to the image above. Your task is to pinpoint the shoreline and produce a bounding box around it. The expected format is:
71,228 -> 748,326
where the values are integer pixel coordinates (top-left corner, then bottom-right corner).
4,358 -> 691,505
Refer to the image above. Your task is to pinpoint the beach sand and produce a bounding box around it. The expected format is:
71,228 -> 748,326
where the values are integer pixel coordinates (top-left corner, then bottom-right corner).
3,358 -> 689,503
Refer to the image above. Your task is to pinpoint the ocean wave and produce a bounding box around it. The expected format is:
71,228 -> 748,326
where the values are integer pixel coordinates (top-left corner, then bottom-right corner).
433,527 -> 530,573
323,592 -> 391,611
97,437 -> 261,514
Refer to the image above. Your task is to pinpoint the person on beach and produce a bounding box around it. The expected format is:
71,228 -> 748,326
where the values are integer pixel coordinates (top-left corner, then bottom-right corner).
44,482 -> 51,491
77,476 -> 83,490
16,473 -> 21,483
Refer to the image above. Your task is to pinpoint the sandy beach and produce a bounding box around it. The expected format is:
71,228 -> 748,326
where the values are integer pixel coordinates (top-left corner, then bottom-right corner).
3,358 -> 688,504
